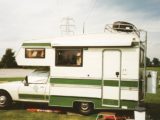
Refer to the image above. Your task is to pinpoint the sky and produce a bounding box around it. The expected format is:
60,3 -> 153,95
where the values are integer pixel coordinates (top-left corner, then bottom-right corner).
0,0 -> 160,60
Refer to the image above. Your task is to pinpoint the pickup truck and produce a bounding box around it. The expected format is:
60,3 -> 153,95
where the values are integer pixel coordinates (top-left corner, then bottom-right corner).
0,70 -> 95,115
0,70 -> 50,108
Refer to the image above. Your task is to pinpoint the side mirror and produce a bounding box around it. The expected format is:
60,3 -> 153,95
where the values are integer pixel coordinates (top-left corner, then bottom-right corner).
24,76 -> 29,86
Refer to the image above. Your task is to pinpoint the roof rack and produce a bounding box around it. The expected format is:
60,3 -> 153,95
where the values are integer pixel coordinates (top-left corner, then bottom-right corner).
104,21 -> 140,37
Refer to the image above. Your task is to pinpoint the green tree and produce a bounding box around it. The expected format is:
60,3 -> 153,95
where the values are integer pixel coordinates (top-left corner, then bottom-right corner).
146,57 -> 152,67
0,48 -> 18,68
152,57 -> 160,67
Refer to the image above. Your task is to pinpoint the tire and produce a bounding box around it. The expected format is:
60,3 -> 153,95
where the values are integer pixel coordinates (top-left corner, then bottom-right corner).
0,91 -> 12,108
78,102 -> 93,115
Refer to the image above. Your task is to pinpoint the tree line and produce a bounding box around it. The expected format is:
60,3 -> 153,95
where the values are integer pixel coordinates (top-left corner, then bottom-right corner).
0,48 -> 160,68
0,49 -> 18,68
146,57 -> 160,67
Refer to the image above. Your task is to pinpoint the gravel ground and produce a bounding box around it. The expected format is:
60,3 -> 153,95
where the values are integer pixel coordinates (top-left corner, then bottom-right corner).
0,69 -> 34,77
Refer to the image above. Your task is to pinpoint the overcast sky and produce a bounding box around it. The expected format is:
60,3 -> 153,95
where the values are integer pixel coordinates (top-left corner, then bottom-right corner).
0,0 -> 160,59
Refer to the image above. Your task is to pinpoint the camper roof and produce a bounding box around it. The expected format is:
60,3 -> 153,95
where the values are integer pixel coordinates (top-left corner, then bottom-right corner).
22,33 -> 140,47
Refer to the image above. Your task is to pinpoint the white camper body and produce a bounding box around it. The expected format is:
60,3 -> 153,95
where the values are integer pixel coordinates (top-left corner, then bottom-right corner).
0,22 -> 147,114
16,32 -> 145,108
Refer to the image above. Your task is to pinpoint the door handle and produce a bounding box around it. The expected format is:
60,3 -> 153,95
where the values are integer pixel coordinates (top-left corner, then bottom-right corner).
115,72 -> 119,77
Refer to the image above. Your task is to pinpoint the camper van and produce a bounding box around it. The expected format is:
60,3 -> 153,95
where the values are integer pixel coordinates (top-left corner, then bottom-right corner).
0,21 -> 147,114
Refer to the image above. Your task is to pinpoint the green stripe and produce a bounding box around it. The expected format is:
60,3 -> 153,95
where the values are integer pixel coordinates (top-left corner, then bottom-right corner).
49,95 -> 103,108
121,81 -> 138,87
19,94 -> 45,100
50,78 -> 101,86
50,78 -> 138,87
49,95 -> 138,109
103,99 -> 118,105
104,80 -> 119,86
0,77 -> 25,82
22,43 -> 51,47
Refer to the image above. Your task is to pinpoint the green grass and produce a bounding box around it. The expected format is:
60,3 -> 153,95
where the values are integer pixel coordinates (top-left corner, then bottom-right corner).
145,67 -> 160,119
0,110 -> 96,120
145,85 -> 160,104
145,67 -> 160,104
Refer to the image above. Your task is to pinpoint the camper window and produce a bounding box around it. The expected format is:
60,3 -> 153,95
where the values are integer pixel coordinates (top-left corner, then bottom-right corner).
56,48 -> 83,66
25,48 -> 45,58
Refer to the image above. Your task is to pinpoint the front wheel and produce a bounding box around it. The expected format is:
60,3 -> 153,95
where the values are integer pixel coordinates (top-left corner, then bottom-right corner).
0,91 -> 12,108
78,102 -> 93,115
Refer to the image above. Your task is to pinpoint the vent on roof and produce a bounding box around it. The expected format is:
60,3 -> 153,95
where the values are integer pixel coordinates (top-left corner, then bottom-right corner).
112,21 -> 136,32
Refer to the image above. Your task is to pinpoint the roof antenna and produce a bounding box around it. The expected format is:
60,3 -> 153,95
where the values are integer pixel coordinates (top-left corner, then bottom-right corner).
83,22 -> 85,34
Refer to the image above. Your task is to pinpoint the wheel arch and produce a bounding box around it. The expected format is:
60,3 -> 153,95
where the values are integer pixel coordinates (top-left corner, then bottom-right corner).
0,89 -> 13,101
73,100 -> 95,115
73,100 -> 95,109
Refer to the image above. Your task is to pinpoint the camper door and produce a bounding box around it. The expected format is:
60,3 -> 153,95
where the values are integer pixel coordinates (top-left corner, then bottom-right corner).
102,50 -> 121,107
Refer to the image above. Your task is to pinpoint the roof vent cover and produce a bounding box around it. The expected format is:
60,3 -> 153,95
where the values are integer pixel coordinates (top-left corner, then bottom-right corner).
112,21 -> 136,32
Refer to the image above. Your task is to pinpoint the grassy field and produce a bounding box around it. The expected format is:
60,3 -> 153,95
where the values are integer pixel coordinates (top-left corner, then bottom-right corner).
144,67 -> 160,120
0,110 -> 95,120
0,67 -> 160,120
145,67 -> 160,103
145,86 -> 160,120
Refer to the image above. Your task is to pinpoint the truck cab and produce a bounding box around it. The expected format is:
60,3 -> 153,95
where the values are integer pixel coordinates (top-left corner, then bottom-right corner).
0,70 -> 49,108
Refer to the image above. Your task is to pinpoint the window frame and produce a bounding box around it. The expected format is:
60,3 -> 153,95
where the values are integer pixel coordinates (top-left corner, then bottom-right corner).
25,48 -> 45,59
55,48 -> 83,67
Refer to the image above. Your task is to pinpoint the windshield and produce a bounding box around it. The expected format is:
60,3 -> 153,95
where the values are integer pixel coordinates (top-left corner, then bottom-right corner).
27,70 -> 49,84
